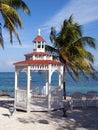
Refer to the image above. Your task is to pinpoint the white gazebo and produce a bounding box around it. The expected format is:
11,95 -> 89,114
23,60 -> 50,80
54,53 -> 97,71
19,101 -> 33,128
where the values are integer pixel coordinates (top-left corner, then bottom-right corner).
14,29 -> 64,112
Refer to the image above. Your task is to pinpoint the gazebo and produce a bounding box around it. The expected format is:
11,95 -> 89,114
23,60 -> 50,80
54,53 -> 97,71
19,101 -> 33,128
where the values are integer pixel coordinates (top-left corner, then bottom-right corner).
14,29 -> 64,112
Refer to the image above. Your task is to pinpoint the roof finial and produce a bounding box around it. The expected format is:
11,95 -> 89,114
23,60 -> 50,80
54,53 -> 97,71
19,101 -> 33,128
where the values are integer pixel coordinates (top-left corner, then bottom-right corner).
38,28 -> 40,35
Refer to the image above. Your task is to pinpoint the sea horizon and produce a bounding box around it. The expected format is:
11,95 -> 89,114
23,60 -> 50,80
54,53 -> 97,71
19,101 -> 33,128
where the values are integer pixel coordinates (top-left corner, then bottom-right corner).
0,72 -> 98,96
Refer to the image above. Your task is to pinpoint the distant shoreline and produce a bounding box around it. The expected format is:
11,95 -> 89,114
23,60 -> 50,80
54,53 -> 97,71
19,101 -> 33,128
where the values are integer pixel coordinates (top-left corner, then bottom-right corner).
0,91 -> 14,97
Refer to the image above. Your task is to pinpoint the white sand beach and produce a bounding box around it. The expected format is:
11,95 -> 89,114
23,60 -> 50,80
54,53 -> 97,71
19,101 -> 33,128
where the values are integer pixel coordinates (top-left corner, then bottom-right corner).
0,95 -> 98,130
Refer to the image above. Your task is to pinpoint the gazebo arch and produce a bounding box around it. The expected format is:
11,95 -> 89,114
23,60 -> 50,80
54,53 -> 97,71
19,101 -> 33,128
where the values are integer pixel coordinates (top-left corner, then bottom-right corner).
14,29 -> 64,112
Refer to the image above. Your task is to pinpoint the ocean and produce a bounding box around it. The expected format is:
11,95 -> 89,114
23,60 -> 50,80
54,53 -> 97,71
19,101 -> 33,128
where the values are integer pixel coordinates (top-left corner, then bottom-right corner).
0,72 -> 98,96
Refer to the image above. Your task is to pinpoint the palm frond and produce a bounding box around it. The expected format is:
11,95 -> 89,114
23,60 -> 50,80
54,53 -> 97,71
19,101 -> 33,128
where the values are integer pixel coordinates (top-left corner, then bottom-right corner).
4,15 -> 21,44
72,36 -> 96,49
3,0 -> 30,14
1,3 -> 23,27
66,64 -> 80,81
0,24 -> 4,48
0,3 -> 23,44
49,15 -> 98,99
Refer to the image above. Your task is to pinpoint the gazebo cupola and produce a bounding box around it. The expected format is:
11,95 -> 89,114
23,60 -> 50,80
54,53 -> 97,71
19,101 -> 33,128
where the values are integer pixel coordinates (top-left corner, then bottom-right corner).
33,29 -> 45,52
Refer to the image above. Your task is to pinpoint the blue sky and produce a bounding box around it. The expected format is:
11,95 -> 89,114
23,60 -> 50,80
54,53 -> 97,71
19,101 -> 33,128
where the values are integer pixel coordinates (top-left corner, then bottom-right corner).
0,0 -> 98,72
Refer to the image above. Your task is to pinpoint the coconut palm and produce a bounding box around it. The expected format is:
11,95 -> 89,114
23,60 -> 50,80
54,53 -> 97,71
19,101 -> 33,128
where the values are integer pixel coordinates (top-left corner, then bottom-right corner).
0,0 -> 30,48
46,16 -> 97,99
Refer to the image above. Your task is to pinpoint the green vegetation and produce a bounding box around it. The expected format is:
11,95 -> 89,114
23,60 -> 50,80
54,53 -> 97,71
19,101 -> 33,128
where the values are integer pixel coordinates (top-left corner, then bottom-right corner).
46,15 -> 98,99
0,0 -> 30,48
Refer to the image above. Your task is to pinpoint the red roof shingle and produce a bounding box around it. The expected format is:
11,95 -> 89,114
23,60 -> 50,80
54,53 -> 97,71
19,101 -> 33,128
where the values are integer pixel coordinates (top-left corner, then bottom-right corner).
14,60 -> 63,65
33,35 -> 45,43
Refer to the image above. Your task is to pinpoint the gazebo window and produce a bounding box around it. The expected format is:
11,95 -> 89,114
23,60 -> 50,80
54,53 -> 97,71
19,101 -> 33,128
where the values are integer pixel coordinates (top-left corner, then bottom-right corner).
18,71 -> 27,89
51,71 -> 59,87
38,44 -> 40,48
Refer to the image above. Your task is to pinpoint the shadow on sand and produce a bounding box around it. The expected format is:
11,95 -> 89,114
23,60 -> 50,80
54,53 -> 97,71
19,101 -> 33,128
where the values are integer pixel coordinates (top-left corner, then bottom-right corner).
0,96 -> 98,130
16,108 -> 98,130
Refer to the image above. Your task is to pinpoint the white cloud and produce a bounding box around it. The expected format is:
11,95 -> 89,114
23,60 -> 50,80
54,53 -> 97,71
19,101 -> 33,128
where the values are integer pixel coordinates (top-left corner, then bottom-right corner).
0,60 -> 13,72
0,58 -> 16,71
7,60 -> 14,66
42,0 -> 98,31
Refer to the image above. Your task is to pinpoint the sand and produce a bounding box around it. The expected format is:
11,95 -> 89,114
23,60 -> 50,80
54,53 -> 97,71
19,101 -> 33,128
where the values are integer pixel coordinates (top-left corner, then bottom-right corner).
0,95 -> 98,130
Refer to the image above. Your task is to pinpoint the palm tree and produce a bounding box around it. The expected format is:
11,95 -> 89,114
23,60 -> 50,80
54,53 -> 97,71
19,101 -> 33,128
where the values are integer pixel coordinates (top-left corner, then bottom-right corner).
46,16 -> 97,99
0,0 -> 30,48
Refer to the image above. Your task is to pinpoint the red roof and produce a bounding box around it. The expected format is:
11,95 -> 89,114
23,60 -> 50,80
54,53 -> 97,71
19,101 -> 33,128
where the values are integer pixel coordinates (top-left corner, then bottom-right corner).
14,60 -> 63,65
24,52 -> 53,57
33,35 -> 45,43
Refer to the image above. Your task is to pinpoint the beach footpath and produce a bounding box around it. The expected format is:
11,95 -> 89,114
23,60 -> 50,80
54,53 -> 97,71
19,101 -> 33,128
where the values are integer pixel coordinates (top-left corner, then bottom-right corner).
0,96 -> 98,130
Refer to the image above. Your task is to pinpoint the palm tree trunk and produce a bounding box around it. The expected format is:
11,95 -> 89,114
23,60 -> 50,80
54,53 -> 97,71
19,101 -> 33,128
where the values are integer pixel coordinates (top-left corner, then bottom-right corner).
63,66 -> 66,99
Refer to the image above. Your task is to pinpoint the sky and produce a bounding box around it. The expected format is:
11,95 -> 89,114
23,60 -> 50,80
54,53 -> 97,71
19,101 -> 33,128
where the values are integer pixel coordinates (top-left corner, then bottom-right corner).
0,0 -> 98,72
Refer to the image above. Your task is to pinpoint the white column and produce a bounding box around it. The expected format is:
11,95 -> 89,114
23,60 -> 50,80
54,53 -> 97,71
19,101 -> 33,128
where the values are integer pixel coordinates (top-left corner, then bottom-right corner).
27,66 -> 31,112
41,41 -> 42,49
45,70 -> 48,96
30,70 -> 32,91
15,68 -> 18,90
59,67 -> 63,88
58,66 -> 64,108
59,66 -> 64,99
48,65 -> 52,111
14,67 -> 19,108
36,42 -> 38,51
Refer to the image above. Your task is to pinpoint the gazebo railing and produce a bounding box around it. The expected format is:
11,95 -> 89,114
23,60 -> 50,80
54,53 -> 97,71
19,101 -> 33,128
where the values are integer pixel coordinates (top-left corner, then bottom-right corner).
30,86 -> 48,111
15,86 -> 63,111
51,87 -> 63,109
15,89 -> 27,110
31,86 -> 48,96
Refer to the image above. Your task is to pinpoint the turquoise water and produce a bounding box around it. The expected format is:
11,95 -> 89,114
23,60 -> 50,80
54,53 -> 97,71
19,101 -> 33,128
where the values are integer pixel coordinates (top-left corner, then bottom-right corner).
0,72 -> 98,96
